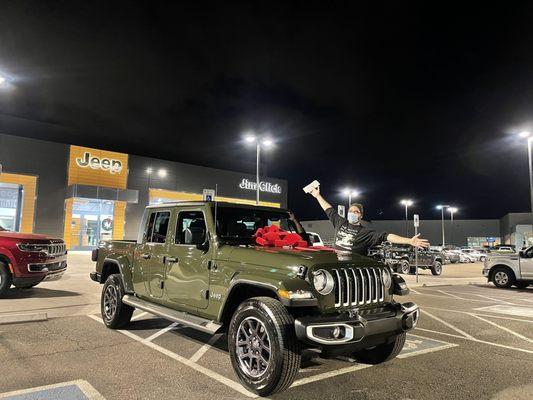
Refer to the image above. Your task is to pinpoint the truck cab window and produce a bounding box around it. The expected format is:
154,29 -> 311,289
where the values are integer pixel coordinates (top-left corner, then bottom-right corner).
176,211 -> 206,245
147,211 -> 170,243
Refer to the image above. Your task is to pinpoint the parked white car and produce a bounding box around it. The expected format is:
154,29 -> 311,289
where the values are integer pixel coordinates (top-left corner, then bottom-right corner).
460,248 -> 487,262
307,231 -> 324,247
483,247 -> 533,289
450,250 -> 475,263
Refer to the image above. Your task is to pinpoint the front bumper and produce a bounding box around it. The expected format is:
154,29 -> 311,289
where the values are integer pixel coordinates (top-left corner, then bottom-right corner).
295,302 -> 419,348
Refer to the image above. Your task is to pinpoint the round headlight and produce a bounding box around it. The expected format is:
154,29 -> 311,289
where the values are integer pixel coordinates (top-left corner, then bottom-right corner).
382,267 -> 392,289
313,269 -> 334,295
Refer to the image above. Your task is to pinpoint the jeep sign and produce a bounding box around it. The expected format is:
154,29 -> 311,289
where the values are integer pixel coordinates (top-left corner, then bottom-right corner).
76,151 -> 123,174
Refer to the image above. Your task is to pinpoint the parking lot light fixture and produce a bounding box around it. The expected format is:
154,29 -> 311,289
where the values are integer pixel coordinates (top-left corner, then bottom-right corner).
519,131 -> 531,139
518,131 -> 533,233
436,204 -> 450,247
243,132 -> 275,205
400,199 -> 414,236
343,188 -> 359,209
0,75 -> 5,86
448,207 -> 458,245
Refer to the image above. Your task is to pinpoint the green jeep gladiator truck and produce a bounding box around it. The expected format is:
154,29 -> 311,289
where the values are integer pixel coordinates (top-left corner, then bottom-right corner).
90,202 -> 419,396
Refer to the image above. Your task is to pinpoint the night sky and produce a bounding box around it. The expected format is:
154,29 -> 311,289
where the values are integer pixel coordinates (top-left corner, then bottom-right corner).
1,1 -> 533,221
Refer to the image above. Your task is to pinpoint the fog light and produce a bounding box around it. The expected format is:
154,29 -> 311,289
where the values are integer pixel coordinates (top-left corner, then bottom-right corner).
332,326 -> 342,339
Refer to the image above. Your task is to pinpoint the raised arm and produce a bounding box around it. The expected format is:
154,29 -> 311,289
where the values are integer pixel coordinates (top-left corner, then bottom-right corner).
387,233 -> 429,248
310,186 -> 332,211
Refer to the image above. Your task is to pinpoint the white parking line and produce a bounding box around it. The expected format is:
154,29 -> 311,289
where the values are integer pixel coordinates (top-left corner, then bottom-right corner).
474,304 -> 533,318
415,327 -> 533,355
189,333 -> 223,363
87,315 -> 257,398
421,310 -> 475,339
144,322 -> 180,343
407,292 -> 515,304
473,294 -> 514,305
469,314 -> 533,344
436,290 -> 464,300
409,288 -> 421,295
421,306 -> 533,324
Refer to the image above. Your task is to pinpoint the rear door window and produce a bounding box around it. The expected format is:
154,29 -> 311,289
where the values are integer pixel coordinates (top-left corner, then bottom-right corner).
146,211 -> 171,243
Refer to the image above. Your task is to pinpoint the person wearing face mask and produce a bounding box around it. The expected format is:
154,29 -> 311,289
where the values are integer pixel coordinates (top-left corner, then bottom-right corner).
308,186 -> 429,255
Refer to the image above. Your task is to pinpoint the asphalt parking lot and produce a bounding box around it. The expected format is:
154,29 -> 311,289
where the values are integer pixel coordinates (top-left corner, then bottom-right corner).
1,255 -> 533,399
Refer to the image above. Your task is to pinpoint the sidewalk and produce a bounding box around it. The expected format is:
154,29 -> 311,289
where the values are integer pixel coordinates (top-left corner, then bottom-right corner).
402,262 -> 487,287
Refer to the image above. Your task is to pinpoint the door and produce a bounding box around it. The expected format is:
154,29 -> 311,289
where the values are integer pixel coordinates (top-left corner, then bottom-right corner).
164,209 -> 211,309
519,247 -> 533,279
136,209 -> 171,300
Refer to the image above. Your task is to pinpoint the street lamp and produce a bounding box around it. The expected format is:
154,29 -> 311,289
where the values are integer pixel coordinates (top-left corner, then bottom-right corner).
448,207 -> 458,246
0,75 -> 5,86
436,204 -> 451,247
519,131 -> 533,232
342,188 -> 359,210
400,199 -> 413,236
244,133 -> 274,205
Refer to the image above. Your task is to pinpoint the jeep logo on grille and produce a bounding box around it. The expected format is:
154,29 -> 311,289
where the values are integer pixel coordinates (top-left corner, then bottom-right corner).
76,152 -> 123,174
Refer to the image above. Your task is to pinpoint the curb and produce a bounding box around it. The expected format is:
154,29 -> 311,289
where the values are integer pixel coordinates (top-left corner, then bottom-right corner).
0,313 -> 48,325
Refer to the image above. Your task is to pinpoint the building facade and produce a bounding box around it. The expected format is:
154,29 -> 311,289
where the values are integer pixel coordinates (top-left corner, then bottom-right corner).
0,134 -> 287,250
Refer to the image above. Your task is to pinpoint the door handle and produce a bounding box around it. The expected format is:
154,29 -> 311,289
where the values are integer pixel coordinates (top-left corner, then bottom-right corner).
141,253 -> 151,260
165,256 -> 178,263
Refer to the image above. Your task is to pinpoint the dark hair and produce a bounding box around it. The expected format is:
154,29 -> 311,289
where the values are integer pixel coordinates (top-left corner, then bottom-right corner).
349,203 -> 364,217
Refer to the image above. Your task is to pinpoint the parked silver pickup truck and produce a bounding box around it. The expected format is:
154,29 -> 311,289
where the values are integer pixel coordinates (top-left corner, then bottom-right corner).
482,247 -> 533,289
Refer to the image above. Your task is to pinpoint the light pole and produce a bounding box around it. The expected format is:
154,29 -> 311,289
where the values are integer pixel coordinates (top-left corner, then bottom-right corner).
244,134 -> 274,205
342,188 -> 359,210
436,204 -> 450,247
0,75 -> 5,86
448,207 -> 458,246
519,131 -> 533,234
400,199 -> 413,237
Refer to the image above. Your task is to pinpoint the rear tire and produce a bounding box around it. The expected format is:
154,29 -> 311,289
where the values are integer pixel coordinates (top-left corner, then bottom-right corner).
101,274 -> 134,329
353,332 -> 406,364
228,297 -> 301,397
431,261 -> 442,276
0,262 -> 13,297
492,267 -> 515,289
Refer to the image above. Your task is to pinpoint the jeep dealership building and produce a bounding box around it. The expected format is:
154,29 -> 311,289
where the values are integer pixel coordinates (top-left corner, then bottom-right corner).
0,133 -> 287,250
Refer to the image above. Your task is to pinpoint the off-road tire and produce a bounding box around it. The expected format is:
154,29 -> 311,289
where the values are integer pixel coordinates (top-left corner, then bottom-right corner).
492,267 -> 515,289
431,261 -> 442,276
353,332 -> 406,364
400,260 -> 411,275
0,262 -> 13,297
228,296 -> 301,397
101,274 -> 134,329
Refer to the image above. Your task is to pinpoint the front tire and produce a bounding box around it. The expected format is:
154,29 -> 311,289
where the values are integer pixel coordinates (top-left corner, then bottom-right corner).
0,262 -> 13,297
400,260 -> 411,274
431,261 -> 442,276
353,332 -> 406,364
101,274 -> 134,329
492,267 -> 515,289
228,297 -> 301,397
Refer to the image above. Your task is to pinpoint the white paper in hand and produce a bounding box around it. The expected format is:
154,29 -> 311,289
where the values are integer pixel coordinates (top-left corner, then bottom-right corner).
303,180 -> 320,194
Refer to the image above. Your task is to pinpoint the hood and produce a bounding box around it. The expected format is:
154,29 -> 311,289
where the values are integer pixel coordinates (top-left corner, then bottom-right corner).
226,245 -> 379,268
0,231 -> 62,242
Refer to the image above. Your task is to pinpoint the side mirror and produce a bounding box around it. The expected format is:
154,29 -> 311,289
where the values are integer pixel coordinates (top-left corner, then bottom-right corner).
519,250 -> 525,258
196,232 -> 210,252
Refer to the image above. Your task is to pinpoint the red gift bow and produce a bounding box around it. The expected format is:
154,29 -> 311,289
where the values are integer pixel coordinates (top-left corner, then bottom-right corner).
254,225 -> 309,248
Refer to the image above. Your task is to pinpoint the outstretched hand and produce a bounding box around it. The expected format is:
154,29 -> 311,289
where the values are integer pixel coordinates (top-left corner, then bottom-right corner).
410,233 -> 429,249
310,186 -> 320,198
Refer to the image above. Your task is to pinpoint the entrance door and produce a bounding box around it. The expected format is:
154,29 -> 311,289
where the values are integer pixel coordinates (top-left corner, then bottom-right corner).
71,199 -> 114,250
164,209 -> 210,309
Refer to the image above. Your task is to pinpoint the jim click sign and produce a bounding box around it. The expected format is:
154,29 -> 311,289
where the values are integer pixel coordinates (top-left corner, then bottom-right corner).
76,151 -> 123,174
239,178 -> 282,194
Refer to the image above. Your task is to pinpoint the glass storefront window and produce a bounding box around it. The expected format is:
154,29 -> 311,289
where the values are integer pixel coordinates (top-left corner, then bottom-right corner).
0,183 -> 23,231
70,199 -> 115,250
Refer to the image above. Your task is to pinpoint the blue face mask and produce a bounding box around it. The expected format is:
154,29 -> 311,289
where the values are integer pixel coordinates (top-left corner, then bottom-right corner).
348,212 -> 359,224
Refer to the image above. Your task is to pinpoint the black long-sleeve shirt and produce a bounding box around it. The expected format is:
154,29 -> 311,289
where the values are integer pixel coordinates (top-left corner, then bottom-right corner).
325,207 -> 388,255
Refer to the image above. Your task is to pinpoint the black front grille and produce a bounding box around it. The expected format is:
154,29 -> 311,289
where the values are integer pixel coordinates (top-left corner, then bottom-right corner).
331,267 -> 385,307
28,261 -> 67,272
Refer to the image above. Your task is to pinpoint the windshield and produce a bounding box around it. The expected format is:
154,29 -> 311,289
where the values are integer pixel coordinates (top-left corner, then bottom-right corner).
216,207 -> 298,244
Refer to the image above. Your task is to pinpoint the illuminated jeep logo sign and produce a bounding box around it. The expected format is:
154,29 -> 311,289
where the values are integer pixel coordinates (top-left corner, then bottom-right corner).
76,152 -> 123,174
239,178 -> 282,194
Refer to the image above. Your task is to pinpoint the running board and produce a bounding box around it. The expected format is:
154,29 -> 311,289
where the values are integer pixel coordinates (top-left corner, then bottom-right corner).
122,295 -> 222,334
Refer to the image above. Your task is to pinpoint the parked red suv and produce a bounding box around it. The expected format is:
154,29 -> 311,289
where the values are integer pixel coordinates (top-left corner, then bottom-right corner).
0,225 -> 67,296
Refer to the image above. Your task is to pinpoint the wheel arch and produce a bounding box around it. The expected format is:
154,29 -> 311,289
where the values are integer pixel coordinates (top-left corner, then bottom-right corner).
489,264 -> 516,282
218,281 -> 280,325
